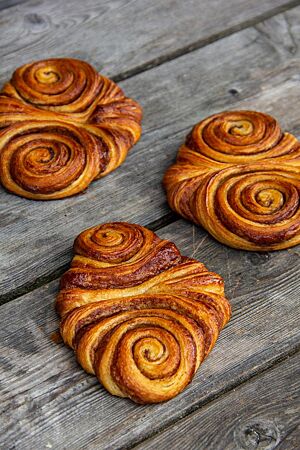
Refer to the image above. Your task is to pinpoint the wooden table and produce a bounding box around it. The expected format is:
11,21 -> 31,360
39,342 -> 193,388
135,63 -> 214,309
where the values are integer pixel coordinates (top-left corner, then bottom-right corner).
1,1 -> 300,448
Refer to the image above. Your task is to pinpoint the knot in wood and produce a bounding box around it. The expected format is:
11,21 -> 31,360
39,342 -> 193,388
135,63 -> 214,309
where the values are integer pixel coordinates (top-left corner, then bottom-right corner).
234,418 -> 280,449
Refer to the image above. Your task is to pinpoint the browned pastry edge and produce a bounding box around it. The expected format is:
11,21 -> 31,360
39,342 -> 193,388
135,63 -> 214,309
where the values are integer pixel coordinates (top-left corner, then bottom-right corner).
163,110 -> 300,251
56,222 -> 231,404
0,58 -> 142,199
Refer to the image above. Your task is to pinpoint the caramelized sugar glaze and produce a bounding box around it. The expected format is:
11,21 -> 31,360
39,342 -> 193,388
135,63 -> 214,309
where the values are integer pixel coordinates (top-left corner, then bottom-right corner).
0,58 -> 142,199
164,111 -> 300,251
56,222 -> 231,404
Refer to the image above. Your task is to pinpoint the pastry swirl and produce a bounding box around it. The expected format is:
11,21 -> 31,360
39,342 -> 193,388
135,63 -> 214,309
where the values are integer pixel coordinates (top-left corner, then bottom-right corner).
56,222 -> 231,404
0,58 -> 142,199
164,110 -> 300,251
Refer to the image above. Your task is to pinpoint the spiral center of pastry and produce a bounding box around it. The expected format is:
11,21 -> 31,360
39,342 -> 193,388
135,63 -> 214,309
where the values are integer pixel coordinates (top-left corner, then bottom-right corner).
11,59 -> 102,108
75,223 -> 149,263
214,172 -> 300,245
35,67 -> 60,84
28,146 -> 55,164
129,327 -> 180,380
195,111 -> 283,159
1,122 -> 101,196
94,229 -> 124,247
134,337 -> 166,362
227,120 -> 253,136
256,189 -> 284,209
12,138 -> 73,175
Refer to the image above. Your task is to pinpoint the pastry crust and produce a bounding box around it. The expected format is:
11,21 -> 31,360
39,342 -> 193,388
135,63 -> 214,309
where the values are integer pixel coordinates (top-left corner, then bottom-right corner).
163,110 -> 300,251
0,58 -> 142,199
56,222 -> 231,404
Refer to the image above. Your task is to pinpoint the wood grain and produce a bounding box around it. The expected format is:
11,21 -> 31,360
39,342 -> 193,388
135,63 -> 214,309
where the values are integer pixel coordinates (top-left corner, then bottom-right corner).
0,0 -> 295,84
0,220 -> 299,449
2,6 -> 300,300
0,0 -> 28,11
135,352 -> 300,450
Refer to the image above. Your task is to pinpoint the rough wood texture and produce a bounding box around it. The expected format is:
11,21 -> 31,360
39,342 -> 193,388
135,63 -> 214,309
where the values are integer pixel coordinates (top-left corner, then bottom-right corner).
0,0 -> 28,11
1,1 -> 300,448
0,0 -> 295,84
2,6 -> 300,300
136,352 -> 300,450
0,220 -> 299,449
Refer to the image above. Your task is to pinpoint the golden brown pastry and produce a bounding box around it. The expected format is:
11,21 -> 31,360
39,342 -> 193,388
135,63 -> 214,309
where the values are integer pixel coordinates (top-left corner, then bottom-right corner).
164,110 -> 300,251
56,222 -> 231,404
0,58 -> 142,199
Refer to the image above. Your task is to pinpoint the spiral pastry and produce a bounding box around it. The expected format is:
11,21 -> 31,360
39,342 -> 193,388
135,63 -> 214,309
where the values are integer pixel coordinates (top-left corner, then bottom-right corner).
163,110 -> 300,251
56,222 -> 231,404
0,58 -> 142,199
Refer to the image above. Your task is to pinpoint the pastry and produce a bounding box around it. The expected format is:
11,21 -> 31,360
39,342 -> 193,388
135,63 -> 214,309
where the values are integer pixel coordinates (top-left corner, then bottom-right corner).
0,58 -> 142,199
163,110 -> 300,251
56,222 -> 231,404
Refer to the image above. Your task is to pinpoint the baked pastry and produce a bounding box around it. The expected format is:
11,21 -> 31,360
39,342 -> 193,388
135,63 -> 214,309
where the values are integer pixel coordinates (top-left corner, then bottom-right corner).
164,110 -> 300,251
0,58 -> 142,199
56,222 -> 231,404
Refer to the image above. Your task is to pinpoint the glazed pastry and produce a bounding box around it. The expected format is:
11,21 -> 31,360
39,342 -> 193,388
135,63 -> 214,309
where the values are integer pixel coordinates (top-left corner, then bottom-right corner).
56,222 -> 231,404
164,110 -> 300,251
0,58 -> 142,199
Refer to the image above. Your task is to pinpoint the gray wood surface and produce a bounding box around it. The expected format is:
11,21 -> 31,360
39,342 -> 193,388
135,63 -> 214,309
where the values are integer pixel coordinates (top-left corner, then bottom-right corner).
135,352 -> 300,450
2,5 -> 300,301
0,0 -> 295,84
1,220 -> 299,450
0,0 -> 27,11
1,0 -> 300,448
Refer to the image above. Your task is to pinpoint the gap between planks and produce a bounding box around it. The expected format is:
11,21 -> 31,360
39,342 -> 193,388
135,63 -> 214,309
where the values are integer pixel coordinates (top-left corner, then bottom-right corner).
0,0 -> 300,307
2,0 -> 300,77
112,0 -> 300,83
0,212 -> 179,306
0,3 -> 299,448
1,219 -> 299,448
0,0 -> 28,12
1,0 -> 300,304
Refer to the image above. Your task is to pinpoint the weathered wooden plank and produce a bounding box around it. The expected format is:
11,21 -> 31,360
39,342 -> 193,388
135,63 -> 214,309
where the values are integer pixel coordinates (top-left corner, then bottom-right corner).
0,0 -> 295,84
0,220 -> 299,450
0,0 -> 28,11
135,352 -> 300,450
2,6 -> 300,299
